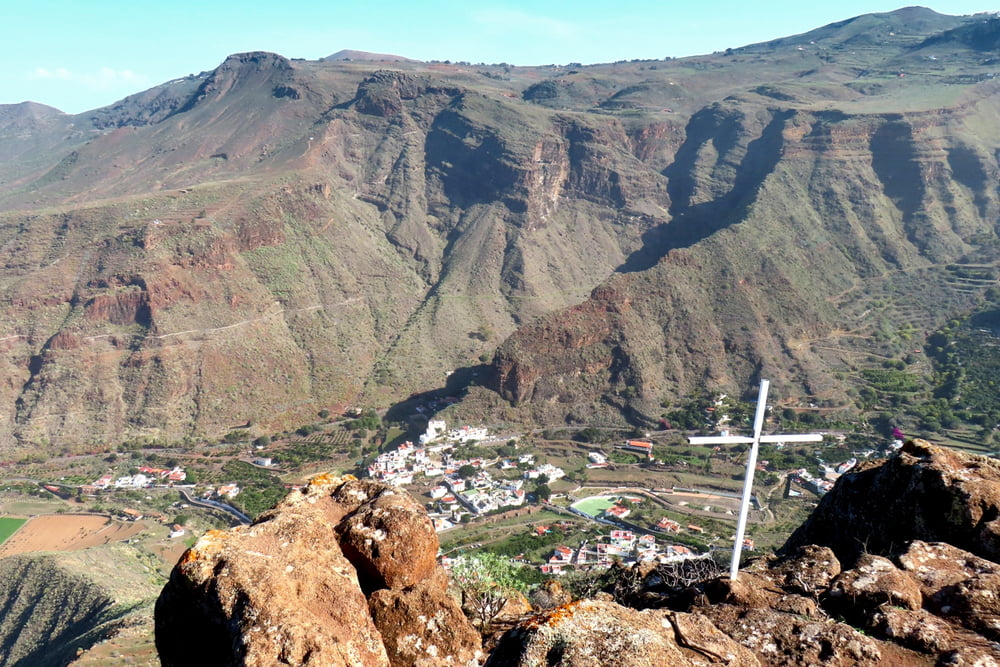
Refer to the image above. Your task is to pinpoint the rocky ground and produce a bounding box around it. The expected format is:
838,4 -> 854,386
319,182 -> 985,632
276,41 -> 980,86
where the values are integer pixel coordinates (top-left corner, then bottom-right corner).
154,439 -> 1000,666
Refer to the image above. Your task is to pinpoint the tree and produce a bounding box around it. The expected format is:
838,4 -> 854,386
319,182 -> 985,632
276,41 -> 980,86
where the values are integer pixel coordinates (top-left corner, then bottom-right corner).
450,553 -> 527,631
535,483 -> 552,502
458,464 -> 477,479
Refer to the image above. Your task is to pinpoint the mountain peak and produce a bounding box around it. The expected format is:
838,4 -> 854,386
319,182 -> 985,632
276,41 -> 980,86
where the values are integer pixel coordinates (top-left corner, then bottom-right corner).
324,49 -> 418,63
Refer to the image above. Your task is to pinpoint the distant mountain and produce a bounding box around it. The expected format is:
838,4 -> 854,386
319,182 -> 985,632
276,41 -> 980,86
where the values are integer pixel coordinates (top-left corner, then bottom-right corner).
0,7 -> 997,449
325,49 -> 418,62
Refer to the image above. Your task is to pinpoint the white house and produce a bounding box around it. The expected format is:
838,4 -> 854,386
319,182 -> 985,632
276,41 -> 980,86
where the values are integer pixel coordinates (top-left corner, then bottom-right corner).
420,420 -> 447,444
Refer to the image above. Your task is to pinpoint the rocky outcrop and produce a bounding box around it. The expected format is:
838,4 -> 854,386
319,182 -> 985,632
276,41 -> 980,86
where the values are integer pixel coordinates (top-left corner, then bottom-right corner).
154,476 -> 481,667
484,440 -> 1000,666
782,439 -> 1000,565
154,442 -> 1000,666
486,600 -> 759,667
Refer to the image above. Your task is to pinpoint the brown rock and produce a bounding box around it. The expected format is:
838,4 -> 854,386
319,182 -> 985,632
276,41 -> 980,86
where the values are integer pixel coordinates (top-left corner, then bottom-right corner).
369,570 -> 482,667
895,540 -> 1000,641
155,492 -> 390,666
937,646 -> 1000,666
702,572 -> 782,608
897,540 -> 999,597
826,554 -> 923,614
333,479 -> 439,591
783,440 -> 1000,565
529,579 -> 572,610
936,572 -> 1000,641
717,607 -> 884,666
485,600 -> 759,667
156,475 -> 480,667
771,594 -> 823,619
769,545 -> 841,596
868,606 -> 956,654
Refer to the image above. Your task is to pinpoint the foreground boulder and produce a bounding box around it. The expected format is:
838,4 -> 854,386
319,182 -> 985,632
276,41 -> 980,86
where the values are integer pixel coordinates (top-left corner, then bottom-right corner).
783,439 -> 1000,565
155,475 -> 481,666
486,599 -> 759,667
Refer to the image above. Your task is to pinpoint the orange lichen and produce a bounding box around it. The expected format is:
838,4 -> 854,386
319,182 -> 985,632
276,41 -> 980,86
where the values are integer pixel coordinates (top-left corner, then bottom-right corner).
179,529 -> 229,564
308,473 -> 355,488
521,600 -> 586,630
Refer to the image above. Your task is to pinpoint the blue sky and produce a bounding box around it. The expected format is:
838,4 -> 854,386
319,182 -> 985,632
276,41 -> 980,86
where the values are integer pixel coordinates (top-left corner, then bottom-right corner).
2,1 -> 993,114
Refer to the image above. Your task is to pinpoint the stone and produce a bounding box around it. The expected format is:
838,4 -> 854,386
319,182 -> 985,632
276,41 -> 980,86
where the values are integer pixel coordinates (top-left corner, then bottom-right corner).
368,570 -> 482,667
710,607 -> 885,667
333,479 -> 439,591
485,599 -> 758,667
155,492 -> 389,667
897,540 -> 999,598
783,440 -> 1000,565
155,475 -> 480,667
768,545 -> 841,597
826,554 -> 923,615
868,606 -> 956,654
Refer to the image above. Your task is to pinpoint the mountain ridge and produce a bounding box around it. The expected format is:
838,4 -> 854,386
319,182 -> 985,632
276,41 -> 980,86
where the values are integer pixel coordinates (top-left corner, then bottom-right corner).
0,7 -> 997,448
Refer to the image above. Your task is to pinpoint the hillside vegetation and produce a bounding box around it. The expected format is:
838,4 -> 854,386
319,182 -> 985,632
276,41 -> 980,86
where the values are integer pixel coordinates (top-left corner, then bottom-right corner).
0,8 -> 998,449
0,545 -> 160,666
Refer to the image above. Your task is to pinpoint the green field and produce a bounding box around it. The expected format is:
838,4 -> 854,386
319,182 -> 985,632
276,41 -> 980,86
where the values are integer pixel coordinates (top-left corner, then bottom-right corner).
0,517 -> 26,545
571,495 -> 618,518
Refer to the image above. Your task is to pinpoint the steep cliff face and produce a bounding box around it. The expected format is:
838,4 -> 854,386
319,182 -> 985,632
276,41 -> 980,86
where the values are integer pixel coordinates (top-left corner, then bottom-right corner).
494,95 -> 1000,423
1,9 -> 998,446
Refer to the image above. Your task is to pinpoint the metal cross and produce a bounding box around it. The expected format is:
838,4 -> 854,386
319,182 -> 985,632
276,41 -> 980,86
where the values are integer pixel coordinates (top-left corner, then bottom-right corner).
689,379 -> 822,579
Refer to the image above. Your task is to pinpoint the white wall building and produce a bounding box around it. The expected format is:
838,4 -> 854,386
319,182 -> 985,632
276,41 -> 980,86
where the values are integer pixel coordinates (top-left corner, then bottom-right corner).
420,420 -> 447,445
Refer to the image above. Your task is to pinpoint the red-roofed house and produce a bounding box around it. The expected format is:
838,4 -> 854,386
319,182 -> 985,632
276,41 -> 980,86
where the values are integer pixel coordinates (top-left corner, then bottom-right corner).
605,504 -> 631,520
624,440 -> 653,458
657,517 -> 681,532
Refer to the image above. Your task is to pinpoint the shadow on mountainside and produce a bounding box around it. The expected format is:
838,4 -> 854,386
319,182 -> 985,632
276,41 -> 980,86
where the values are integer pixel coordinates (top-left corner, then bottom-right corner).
617,108 -> 793,274
382,363 -> 496,439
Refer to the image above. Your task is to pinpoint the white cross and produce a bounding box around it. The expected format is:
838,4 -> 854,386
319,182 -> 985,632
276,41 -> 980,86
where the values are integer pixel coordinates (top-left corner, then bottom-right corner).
689,379 -> 822,579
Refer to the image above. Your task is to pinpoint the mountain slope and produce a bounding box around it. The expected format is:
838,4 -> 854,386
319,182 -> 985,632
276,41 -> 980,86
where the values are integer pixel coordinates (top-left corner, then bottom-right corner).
0,545 -> 160,666
0,8 -> 997,447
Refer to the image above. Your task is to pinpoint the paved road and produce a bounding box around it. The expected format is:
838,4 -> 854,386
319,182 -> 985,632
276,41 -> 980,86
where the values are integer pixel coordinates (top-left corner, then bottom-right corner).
178,489 -> 251,525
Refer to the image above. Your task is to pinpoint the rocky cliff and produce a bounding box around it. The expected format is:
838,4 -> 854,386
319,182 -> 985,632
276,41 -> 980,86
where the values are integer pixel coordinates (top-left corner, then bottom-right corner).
155,475 -> 481,666
156,440 -> 1000,666
1,9 -> 999,448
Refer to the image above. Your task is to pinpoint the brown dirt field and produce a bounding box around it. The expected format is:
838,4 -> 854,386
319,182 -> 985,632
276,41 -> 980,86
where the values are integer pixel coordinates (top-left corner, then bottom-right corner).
149,539 -> 190,574
0,514 -> 148,556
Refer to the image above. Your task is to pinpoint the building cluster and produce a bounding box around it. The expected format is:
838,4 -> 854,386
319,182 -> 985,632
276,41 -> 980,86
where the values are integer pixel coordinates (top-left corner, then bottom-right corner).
792,454 -> 860,496
790,468 -> 834,495
523,462 -> 565,481
433,469 -> 527,526
418,420 -> 489,445
540,529 -> 697,575
83,466 -> 187,494
364,423 -> 569,530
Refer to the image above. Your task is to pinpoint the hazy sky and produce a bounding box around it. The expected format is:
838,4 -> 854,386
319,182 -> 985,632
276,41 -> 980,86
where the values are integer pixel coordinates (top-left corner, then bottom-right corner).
2,1 -> 994,114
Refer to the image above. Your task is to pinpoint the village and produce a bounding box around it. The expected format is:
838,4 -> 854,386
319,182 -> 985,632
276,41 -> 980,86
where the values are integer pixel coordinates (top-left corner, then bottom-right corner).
43,386 -> 877,580
363,419 -> 764,573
